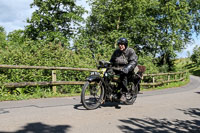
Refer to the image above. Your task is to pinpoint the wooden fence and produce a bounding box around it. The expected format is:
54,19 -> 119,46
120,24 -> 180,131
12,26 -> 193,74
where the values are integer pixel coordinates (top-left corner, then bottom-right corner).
141,72 -> 187,88
0,64 -> 188,92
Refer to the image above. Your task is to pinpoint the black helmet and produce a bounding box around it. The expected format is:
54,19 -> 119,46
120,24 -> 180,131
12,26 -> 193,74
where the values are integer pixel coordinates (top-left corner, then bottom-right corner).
117,38 -> 128,48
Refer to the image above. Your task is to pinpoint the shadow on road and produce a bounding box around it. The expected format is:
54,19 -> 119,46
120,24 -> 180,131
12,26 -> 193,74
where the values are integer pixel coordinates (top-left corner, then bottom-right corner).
74,102 -> 123,110
0,109 -> 9,114
0,103 -> 75,112
195,92 -> 200,95
73,104 -> 86,110
118,108 -> 200,133
178,108 -> 200,119
0,122 -> 71,133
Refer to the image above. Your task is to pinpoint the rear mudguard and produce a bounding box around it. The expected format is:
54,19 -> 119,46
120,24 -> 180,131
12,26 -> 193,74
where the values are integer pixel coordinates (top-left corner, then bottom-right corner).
86,75 -> 102,82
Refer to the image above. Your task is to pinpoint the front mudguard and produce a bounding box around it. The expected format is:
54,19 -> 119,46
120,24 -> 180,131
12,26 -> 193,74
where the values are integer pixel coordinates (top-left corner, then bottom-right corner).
86,75 -> 102,82
86,75 -> 107,101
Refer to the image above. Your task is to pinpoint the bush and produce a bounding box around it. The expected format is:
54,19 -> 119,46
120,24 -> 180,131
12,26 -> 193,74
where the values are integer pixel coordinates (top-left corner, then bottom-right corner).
0,40 -> 94,95
138,55 -> 159,74
191,45 -> 200,65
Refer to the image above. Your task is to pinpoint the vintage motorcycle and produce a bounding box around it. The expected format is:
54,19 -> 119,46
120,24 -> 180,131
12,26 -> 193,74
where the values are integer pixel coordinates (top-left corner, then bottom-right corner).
81,60 -> 145,110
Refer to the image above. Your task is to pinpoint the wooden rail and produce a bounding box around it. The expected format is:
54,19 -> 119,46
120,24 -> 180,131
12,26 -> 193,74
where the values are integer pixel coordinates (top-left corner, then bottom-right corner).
0,64 -> 188,92
4,81 -> 86,88
140,78 -> 184,86
0,64 -> 97,71
0,64 -> 97,93
141,71 -> 187,88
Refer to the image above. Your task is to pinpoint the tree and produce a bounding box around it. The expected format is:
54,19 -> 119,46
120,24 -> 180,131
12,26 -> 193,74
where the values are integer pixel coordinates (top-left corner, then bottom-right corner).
25,0 -> 86,46
7,30 -> 26,46
191,45 -> 200,65
0,26 -> 7,48
79,0 -> 200,70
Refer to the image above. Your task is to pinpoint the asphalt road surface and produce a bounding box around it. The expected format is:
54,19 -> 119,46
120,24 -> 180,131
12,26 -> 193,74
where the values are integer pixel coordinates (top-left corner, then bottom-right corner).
0,75 -> 200,133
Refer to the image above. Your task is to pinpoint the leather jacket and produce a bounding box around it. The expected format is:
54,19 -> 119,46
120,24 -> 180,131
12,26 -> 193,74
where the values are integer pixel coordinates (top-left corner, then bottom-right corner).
110,47 -> 138,73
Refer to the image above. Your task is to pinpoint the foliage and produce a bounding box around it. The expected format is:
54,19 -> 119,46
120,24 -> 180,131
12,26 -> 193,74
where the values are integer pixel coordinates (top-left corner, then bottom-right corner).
7,30 -> 26,46
138,55 -> 159,74
79,0 -> 200,69
184,45 -> 200,76
173,57 -> 200,76
190,45 -> 200,64
0,26 -> 7,48
24,0 -> 86,46
0,40 -> 94,95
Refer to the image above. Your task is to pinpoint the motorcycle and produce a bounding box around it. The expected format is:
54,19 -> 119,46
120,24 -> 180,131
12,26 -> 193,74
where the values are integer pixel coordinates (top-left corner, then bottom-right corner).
81,60 -> 145,110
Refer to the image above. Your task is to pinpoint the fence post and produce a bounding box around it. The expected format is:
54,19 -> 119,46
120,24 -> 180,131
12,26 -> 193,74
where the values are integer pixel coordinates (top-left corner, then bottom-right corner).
180,73 -> 182,79
182,72 -> 184,79
168,74 -> 170,85
153,76 -> 155,88
52,70 -> 57,93
184,71 -> 187,80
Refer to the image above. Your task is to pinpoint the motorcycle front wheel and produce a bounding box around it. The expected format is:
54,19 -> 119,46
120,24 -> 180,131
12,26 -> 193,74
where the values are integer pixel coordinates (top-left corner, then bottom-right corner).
81,81 -> 104,110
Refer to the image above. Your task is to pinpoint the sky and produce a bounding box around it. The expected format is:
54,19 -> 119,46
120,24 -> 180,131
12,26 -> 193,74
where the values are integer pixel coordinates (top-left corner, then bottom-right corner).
0,0 -> 35,33
0,0 -> 199,58
0,0 -> 90,33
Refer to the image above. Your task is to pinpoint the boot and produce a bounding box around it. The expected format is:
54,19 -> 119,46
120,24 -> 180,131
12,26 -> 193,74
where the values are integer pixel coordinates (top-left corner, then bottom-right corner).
120,93 -> 126,102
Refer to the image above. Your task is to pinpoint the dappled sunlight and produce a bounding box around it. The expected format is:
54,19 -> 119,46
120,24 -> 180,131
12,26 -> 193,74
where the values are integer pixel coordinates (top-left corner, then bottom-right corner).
178,108 -> 200,119
118,108 -> 200,133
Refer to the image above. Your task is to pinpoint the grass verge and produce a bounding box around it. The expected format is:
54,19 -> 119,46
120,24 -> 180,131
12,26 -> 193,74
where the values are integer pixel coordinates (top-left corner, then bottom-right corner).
0,91 -> 81,102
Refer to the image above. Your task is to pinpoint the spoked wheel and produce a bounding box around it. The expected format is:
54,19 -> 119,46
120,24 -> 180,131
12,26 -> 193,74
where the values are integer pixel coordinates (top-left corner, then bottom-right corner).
124,82 -> 138,105
81,81 -> 104,110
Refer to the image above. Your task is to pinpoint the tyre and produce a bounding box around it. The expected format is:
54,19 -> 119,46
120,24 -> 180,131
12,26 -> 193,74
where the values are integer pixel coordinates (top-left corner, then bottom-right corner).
124,82 -> 138,105
81,81 -> 104,110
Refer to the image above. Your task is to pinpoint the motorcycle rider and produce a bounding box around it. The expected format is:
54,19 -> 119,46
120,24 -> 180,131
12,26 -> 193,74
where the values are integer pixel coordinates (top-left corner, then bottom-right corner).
110,38 -> 138,102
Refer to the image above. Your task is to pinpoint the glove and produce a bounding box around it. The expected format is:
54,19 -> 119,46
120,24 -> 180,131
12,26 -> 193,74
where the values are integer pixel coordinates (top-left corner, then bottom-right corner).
122,67 -> 129,74
122,65 -> 132,74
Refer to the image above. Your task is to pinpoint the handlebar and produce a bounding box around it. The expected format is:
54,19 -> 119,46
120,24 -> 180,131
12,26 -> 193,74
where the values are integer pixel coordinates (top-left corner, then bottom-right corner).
97,60 -> 112,69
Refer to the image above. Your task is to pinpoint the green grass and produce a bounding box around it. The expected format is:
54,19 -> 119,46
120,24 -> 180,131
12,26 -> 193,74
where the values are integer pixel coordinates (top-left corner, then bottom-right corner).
0,91 -> 81,101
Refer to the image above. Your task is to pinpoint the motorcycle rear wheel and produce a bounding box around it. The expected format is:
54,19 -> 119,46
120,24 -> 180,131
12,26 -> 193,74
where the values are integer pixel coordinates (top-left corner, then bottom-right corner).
81,81 -> 104,110
124,83 -> 138,105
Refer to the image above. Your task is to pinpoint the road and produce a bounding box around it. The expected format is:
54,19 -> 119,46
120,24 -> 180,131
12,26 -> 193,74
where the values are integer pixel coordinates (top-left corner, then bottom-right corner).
0,75 -> 200,133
